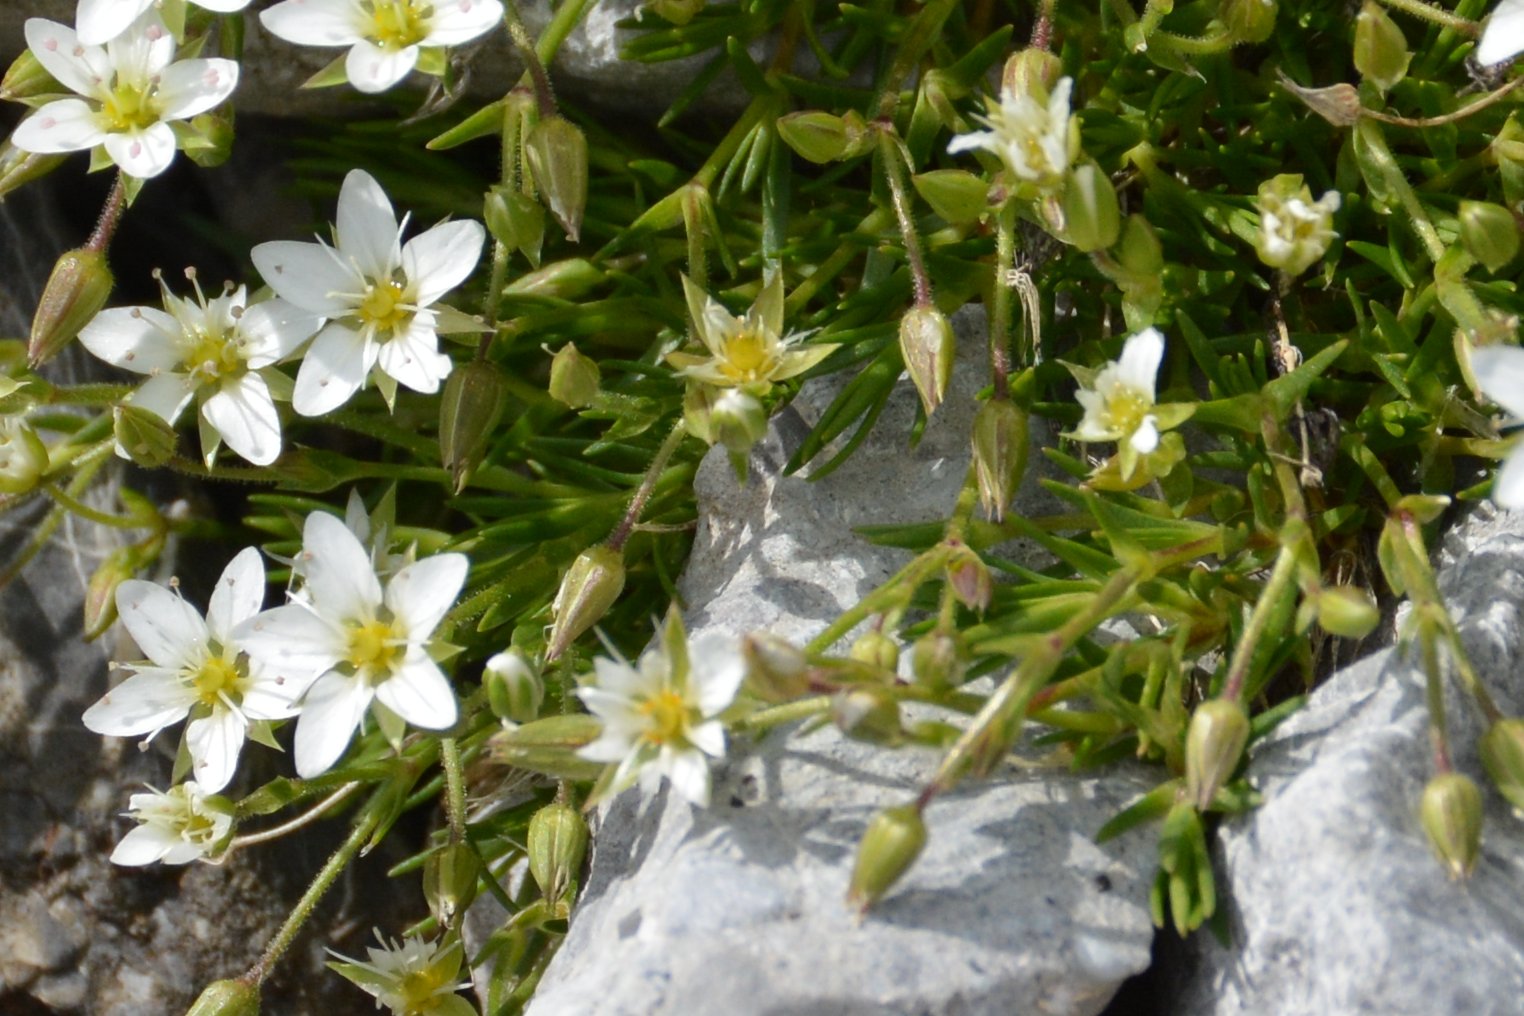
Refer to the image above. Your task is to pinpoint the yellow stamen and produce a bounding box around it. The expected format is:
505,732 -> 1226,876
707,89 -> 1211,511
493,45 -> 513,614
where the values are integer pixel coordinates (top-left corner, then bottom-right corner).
367,0 -> 430,50
638,689 -> 690,745
348,619 -> 403,682
718,327 -> 777,384
191,655 -> 243,708
358,280 -> 411,335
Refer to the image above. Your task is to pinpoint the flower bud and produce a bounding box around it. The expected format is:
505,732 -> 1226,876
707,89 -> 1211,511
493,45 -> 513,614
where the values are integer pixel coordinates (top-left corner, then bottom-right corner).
548,342 -> 601,408
0,417 -> 48,494
0,50 -> 58,102
849,631 -> 899,673
1253,175 -> 1341,277
1060,164 -> 1121,253
438,359 -> 506,493
898,305 -> 954,416
742,632 -> 811,702
1314,585 -> 1381,639
971,397 -> 1029,522
506,257 -> 605,301
484,648 -> 544,723
485,183 -> 546,268
777,111 -> 851,165
29,248 -> 113,368
1459,201 -> 1520,273
547,544 -> 626,661
943,543 -> 992,613
184,977 -> 261,1016
831,686 -> 903,745
85,543 -> 147,641
528,802 -> 589,904
911,169 -> 990,226
488,714 -> 605,780
1184,698 -> 1250,811
1354,0 -> 1410,92
1218,0 -> 1276,44
1481,718 -> 1524,812
526,116 -> 588,242
911,630 -> 966,690
182,112 -> 235,169
1001,49 -> 1062,101
709,388 -> 768,455
423,841 -> 480,925
0,141 -> 66,200
1117,213 -> 1164,278
847,805 -> 926,911
1494,116 -> 1524,210
111,404 -> 177,469
649,0 -> 704,24
1421,772 -> 1482,879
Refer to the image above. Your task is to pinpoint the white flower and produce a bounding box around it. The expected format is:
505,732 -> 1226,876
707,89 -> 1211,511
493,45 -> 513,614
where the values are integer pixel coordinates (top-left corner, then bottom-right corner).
327,933 -> 475,1016
250,169 -> 485,416
1478,0 -> 1524,67
948,77 -> 1076,191
234,510 -> 469,778
79,275 -> 321,466
576,613 -> 743,807
259,0 -> 504,94
1254,175 -> 1341,277
74,0 -> 253,47
666,274 -> 836,395
110,782 -> 234,865
82,547 -> 296,793
1469,343 -> 1524,509
1073,327 -> 1165,457
11,15 -> 239,179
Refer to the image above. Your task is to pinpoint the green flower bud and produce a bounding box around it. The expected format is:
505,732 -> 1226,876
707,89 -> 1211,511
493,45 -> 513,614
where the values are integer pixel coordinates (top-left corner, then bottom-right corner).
971,397 -> 1028,522
112,404 -> 177,469
1218,0 -> 1276,44
528,802 -> 589,904
485,183 -> 546,268
1354,1 -> 1411,92
1421,772 -> 1482,879
710,388 -> 768,455
184,978 -> 260,1016
898,305 -> 955,417
847,805 -> 927,911
1184,698 -> 1250,811
1312,585 -> 1380,639
0,50 -> 59,102
911,169 -> 991,226
438,359 -> 507,493
484,648 -> 544,723
649,0 -> 704,24
943,542 -> 992,613
548,342 -> 601,408
1481,718 -> 1524,813
1001,49 -> 1062,101
1459,201 -> 1520,273
1117,213 -> 1164,278
0,417 -> 48,494
0,141 -> 65,200
831,686 -> 903,745
911,630 -> 967,691
848,631 -> 899,673
181,112 -> 235,169
741,632 -> 812,702
506,257 -> 605,301
547,545 -> 626,661
29,248 -> 113,368
488,714 -> 606,781
526,116 -> 588,242
85,543 -> 150,641
777,111 -> 851,165
1060,163 -> 1121,253
424,842 -> 480,926
1494,116 -> 1524,211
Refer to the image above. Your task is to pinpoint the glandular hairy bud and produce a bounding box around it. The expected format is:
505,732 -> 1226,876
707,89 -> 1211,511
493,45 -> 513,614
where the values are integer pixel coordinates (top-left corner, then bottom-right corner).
485,183 -> 546,268
547,544 -> 626,661
438,359 -> 507,493
1218,0 -> 1276,44
112,404 -> 177,468
848,805 -> 927,911
1001,48 -> 1062,101
85,544 -> 145,641
0,140 -> 65,200
911,169 -> 990,226
831,686 -> 903,745
1459,201 -> 1520,273
182,112 -> 235,169
1354,0 -> 1411,92
1315,585 -> 1381,639
424,842 -> 480,926
971,397 -> 1029,522
777,111 -> 851,165
911,630 -> 967,690
742,632 -> 811,702
1421,772 -> 1483,879
1184,698 -> 1250,811
849,631 -> 899,673
548,342 -> 601,407
528,802 -> 589,904
1060,163 -> 1121,253
649,0 -> 704,25
710,388 -> 768,455
943,543 -> 992,613
0,417 -> 48,494
899,305 -> 954,417
526,116 -> 589,242
29,248 -> 113,368
1481,718 -> 1524,812
184,977 -> 261,1016
484,648 -> 544,723
0,50 -> 57,102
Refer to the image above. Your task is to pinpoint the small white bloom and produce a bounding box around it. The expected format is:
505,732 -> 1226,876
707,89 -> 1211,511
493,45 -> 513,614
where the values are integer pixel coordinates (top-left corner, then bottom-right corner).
576,614 -> 743,807
79,275 -> 321,466
11,14 -> 239,179
666,274 -> 836,395
327,933 -> 474,1016
74,0 -> 254,47
1073,327 -> 1165,457
1254,175 -> 1341,277
250,169 -> 485,417
83,547 -> 296,793
1470,343 -> 1524,509
948,77 -> 1076,191
260,0 -> 504,94
110,782 -> 234,865
234,510 -> 469,778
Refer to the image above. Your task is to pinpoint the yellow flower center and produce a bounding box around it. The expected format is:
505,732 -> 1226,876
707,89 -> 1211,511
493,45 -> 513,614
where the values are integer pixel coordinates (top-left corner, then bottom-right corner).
100,83 -> 160,132
638,689 -> 690,745
358,280 -> 411,335
396,968 -> 452,1010
180,807 -> 221,844
366,0 -> 430,50
183,329 -> 244,380
348,619 -> 404,682
1102,385 -> 1150,438
191,655 -> 243,708
718,328 -> 776,384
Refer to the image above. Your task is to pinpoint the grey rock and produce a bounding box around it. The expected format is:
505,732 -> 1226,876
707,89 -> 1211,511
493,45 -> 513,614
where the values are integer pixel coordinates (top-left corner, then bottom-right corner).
1165,501 -> 1524,1016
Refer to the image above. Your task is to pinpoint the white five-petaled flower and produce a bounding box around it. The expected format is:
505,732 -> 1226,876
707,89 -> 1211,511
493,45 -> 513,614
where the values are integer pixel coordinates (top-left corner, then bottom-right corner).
83,547 -> 296,794
947,76 -> 1077,191
110,781 -> 234,866
666,273 -> 837,396
1073,327 -> 1165,460
79,275 -> 321,466
251,169 -> 485,417
259,0 -> 504,94
234,510 -> 469,778
1469,343 -> 1524,509
327,932 -> 475,1016
12,14 -> 239,179
1254,175 -> 1342,278
576,612 -> 743,808
74,0 -> 253,47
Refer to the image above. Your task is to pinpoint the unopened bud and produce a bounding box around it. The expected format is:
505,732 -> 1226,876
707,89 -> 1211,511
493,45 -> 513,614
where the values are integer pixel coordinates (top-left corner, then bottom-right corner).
1117,213 -> 1164,278
742,632 -> 811,702
0,140 -> 65,200
111,404 -> 176,469
1313,585 -> 1380,639
849,631 -> 899,673
943,543 -> 992,613
548,545 -> 625,660
0,50 -> 58,102
485,184 -> 545,268
911,630 -> 966,690
84,544 -> 145,640
710,388 -> 768,455
184,978 -> 261,1016
831,686 -> 903,745
439,359 -> 506,493
548,342 -> 601,408
1494,116 -> 1524,210
971,398 -> 1028,522
488,713 -> 605,780
1481,718 -> 1524,812
1459,201 -> 1520,273
424,842 -> 480,925
777,111 -> 851,165
649,0 -> 704,24
506,257 -> 605,300
484,648 -> 544,723
911,169 -> 990,226
847,805 -> 926,911
182,112 -> 235,169
0,417 -> 47,494
1184,698 -> 1250,811
528,802 -> 589,904
1001,49 -> 1062,100
1218,0 -> 1276,43
1421,772 -> 1482,879
527,116 -> 588,242
30,248 -> 113,367
1254,174 -> 1340,277
1354,0 -> 1410,92
899,305 -> 954,416
1060,163 -> 1121,252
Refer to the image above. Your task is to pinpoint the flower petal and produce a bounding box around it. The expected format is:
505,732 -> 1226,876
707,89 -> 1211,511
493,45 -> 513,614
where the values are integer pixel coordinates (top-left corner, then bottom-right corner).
374,651 -> 457,729
10,99 -> 108,154
103,123 -> 178,179
424,0 -> 502,43
104,13 -> 175,80
1117,327 -> 1164,398
1494,445 -> 1524,509
344,39 -> 419,94
1471,344 -> 1524,421
251,240 -> 363,317
258,0 -> 366,45
117,580 -> 210,669
128,370 -> 197,424
401,219 -> 484,306
687,718 -> 725,759
688,632 -> 744,717
375,315 -> 451,394
1479,0 -> 1524,66
300,509 -> 383,620
664,746 -> 711,806
294,671 -> 370,777
384,553 -> 467,638
110,823 -> 178,865
154,58 -> 240,121
292,322 -> 373,416
82,667 -> 195,736
233,604 -> 346,683
78,306 -> 183,373
185,709 -> 245,793
236,298 -> 323,366
24,19 -> 106,95
193,0 -> 255,12
203,373 -> 282,465
1130,415 -> 1160,454
336,169 -> 403,281
207,546 -> 267,643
